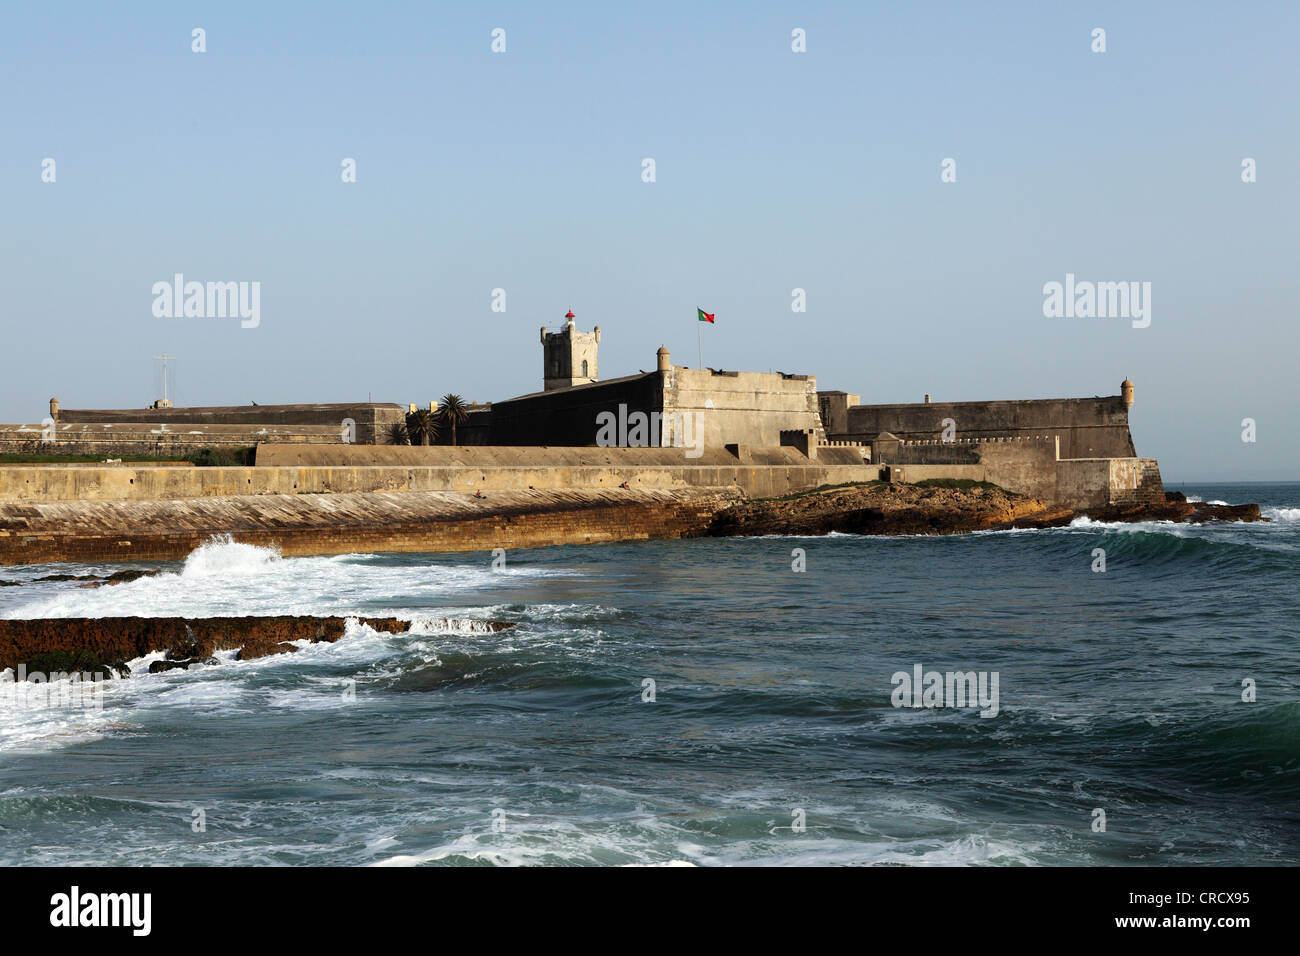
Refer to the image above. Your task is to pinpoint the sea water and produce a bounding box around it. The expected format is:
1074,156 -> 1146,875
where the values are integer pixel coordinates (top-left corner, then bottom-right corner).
0,482 -> 1295,865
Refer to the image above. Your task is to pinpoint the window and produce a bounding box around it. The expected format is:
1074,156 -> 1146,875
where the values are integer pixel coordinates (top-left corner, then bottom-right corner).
581,360 -> 589,377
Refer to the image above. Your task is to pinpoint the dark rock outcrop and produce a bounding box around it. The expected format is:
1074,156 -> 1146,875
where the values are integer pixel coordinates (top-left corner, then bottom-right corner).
704,484 -> 1066,537
0,615 -> 513,679
1187,502 -> 1263,522
80,569 -> 161,588
148,658 -> 197,674
22,569 -> 161,588
1083,500 -> 1263,524
702,482 -> 1264,538
15,648 -> 133,679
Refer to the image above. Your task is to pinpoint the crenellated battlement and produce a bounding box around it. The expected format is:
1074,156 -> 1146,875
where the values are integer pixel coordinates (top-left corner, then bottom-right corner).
896,435 -> 1057,447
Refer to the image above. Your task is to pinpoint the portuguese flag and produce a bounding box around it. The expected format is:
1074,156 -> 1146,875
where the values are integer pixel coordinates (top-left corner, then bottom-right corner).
697,308 -> 715,324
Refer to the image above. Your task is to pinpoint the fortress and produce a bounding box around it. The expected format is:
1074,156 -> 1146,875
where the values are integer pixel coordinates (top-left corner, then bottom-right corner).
0,313 -> 1163,512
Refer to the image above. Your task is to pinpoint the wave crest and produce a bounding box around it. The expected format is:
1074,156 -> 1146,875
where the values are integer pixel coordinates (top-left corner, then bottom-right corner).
180,535 -> 282,578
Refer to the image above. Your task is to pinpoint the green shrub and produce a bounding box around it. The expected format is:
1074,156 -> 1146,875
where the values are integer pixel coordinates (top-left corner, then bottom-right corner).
183,447 -> 256,467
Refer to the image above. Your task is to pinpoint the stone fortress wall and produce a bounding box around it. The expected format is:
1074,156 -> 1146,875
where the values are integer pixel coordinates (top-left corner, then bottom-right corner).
461,346 -> 823,449
3,318 -> 1160,511
0,401 -> 405,455
869,434 -> 1162,509
0,421 -> 349,456
0,434 -> 1159,511
0,445 -> 877,504
820,392 -> 1137,459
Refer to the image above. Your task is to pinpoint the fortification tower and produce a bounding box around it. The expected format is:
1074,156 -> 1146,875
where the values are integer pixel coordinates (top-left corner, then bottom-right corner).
1121,378 -> 1134,409
540,310 -> 600,391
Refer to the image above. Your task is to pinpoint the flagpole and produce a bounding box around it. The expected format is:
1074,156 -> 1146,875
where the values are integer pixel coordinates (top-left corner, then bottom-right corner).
697,320 -> 702,370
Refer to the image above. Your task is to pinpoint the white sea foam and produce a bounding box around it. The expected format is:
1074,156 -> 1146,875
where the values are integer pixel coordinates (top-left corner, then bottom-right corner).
0,668 -> 120,753
365,820 -> 1043,867
182,534 -> 283,577
1066,516 -> 1186,533
2,536 -> 572,621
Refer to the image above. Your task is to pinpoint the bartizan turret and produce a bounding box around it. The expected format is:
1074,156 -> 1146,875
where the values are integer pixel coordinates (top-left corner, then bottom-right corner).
656,345 -> 671,372
1121,377 -> 1134,409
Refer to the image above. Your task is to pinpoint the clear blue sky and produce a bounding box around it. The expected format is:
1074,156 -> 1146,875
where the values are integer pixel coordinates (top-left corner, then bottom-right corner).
2,1 -> 1296,481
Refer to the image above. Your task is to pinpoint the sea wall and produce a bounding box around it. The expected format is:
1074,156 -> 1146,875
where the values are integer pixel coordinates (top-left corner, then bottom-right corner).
0,437 -> 1159,512
0,488 -> 737,565
0,445 -> 877,504
1056,458 -> 1164,509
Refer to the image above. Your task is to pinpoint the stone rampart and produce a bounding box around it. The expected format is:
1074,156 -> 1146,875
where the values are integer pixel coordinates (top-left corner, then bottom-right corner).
843,395 -> 1136,460
0,444 -> 879,504
0,488 -> 736,565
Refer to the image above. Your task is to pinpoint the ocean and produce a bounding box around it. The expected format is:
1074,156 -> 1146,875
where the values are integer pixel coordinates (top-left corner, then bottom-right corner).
1,482 -> 1296,866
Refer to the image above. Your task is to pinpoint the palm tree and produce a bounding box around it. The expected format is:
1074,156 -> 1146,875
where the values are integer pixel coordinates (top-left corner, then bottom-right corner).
384,422 -> 410,445
405,408 -> 439,446
438,394 -> 470,446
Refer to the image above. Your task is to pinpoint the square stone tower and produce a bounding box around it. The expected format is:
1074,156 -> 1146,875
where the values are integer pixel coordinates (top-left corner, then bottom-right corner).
540,310 -> 600,390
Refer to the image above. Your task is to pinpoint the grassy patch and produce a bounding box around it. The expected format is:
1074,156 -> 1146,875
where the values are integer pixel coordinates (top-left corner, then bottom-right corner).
0,446 -> 255,467
183,446 -> 256,467
760,480 -> 889,502
910,478 -> 1008,492
0,453 -> 184,464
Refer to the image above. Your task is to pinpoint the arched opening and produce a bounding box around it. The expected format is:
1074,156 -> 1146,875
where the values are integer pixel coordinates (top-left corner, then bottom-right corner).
581,359 -> 589,377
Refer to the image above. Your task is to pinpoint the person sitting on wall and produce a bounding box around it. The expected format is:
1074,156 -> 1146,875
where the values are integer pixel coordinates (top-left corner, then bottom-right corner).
473,490 -> 485,498
619,481 -> 630,489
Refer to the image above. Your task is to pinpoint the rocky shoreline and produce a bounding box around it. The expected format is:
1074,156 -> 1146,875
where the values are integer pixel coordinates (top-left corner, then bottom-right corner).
0,615 -> 513,679
0,487 -> 731,566
0,485 -> 1265,574
700,483 -> 1264,538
